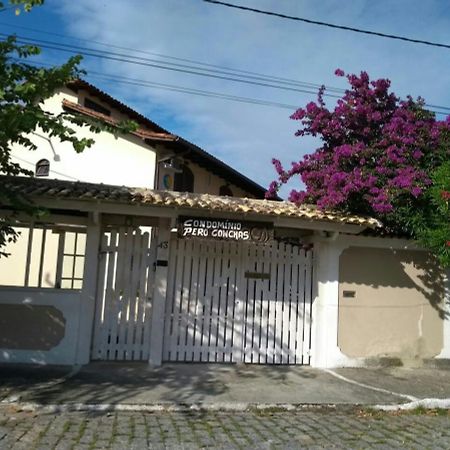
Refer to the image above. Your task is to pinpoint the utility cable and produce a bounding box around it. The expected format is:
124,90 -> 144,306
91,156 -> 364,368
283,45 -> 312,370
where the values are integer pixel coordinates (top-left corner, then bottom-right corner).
5,36 -> 449,116
3,33 -> 343,99
203,0 -> 450,50
8,57 -> 304,110
0,21 -> 345,93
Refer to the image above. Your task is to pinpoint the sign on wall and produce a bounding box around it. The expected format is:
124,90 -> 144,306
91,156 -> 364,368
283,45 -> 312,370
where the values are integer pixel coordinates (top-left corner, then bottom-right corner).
178,216 -> 274,243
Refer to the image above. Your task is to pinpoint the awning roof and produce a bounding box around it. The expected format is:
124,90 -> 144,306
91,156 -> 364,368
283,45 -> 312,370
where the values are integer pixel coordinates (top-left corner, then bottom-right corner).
2,176 -> 381,229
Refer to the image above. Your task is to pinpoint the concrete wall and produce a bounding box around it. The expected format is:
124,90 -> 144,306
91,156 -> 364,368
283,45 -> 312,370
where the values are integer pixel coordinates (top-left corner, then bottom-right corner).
0,287 -> 83,365
338,247 -> 445,360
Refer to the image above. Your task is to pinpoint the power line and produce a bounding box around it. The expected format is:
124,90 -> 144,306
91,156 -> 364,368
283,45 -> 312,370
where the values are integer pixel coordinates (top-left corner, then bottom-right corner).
2,28 -> 450,113
0,21 -> 345,93
9,57 -> 302,110
4,33 -> 450,116
10,57 -> 449,117
203,0 -> 450,50
3,33 -> 343,99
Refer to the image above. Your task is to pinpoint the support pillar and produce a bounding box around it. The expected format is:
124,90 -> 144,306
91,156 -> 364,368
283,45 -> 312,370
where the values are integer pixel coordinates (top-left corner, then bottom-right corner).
310,239 -> 357,368
149,222 -> 171,366
75,213 -> 101,365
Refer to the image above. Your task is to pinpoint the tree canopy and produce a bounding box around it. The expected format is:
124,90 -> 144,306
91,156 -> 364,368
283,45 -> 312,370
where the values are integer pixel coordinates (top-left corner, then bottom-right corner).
0,1 -> 135,256
268,70 -> 450,267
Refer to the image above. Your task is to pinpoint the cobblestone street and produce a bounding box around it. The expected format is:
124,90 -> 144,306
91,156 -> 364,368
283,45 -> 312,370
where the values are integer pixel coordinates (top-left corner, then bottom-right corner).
1,405 -> 449,449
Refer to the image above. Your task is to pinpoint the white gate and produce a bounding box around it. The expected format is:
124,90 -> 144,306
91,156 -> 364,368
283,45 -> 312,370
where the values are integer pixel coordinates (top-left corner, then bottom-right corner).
163,238 -> 313,364
91,227 -> 156,361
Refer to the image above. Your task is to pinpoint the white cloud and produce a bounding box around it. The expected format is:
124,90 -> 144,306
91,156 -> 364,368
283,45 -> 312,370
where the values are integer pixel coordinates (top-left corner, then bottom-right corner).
52,0 -> 450,196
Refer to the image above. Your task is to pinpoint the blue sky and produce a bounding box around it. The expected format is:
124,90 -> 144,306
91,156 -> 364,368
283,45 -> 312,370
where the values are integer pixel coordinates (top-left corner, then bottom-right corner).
2,0 -> 449,196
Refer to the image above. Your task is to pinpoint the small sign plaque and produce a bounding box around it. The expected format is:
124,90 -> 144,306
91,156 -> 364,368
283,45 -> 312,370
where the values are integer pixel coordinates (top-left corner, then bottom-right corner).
178,216 -> 274,243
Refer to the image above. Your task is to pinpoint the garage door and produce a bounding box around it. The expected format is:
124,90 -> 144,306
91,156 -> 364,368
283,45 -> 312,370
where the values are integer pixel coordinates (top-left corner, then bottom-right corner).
163,238 -> 313,364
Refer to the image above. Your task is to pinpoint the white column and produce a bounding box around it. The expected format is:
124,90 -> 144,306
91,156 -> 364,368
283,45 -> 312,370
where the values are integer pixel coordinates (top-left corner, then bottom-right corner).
310,239 -> 360,368
436,268 -> 450,359
148,223 -> 171,366
75,213 -> 101,365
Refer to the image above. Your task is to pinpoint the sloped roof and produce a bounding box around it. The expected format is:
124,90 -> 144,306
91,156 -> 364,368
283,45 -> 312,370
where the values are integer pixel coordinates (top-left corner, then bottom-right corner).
62,100 -> 177,142
2,176 -> 381,229
66,79 -> 269,198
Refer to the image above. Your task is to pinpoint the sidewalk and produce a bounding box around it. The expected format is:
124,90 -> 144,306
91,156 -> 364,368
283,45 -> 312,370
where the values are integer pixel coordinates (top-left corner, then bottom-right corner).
1,362 -> 450,408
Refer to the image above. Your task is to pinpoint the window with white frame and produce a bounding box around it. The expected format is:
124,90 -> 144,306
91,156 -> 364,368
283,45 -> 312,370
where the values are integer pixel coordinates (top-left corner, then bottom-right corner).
0,223 -> 86,289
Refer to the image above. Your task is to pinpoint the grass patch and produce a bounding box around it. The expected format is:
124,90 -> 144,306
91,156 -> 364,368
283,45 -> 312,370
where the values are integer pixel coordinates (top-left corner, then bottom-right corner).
357,407 -> 450,418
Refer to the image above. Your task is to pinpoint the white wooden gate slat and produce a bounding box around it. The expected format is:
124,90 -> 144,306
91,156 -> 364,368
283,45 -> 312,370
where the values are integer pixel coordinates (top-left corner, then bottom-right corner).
115,228 -> 133,360
291,247 -> 301,364
107,228 -> 125,360
208,242 -> 220,362
133,232 -> 148,360
92,227 -> 155,361
283,245 -> 291,363
92,234 -> 108,359
124,229 -> 141,360
225,242 -> 238,363
163,237 -> 178,361
192,241 -> 207,362
163,238 -> 313,365
302,250 -> 313,364
141,234 -> 157,360
129,231 -> 147,360
184,238 -> 198,362
259,245 -> 270,364
101,230 -> 117,360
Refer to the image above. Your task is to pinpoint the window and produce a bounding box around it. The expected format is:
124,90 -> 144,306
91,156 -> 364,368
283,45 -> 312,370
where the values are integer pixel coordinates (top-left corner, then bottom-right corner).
57,231 -> 86,289
219,184 -> 233,196
0,224 -> 86,290
35,159 -> 50,177
174,164 -> 194,193
84,98 -> 111,116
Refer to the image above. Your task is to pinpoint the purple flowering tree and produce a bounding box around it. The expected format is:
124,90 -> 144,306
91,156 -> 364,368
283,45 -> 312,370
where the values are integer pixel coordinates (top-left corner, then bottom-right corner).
268,70 -> 450,265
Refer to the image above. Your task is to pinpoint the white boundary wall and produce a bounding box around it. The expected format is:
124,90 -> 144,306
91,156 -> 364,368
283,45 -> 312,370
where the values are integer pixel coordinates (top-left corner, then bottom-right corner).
310,235 -> 450,368
0,287 -> 84,365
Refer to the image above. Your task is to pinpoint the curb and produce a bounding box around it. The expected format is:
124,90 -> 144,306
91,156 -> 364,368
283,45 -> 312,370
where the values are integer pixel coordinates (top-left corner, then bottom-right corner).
2,401 -> 347,414
2,400 -> 450,413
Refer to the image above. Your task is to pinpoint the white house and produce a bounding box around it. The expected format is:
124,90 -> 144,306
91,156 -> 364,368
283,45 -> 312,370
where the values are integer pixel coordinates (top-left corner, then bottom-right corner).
10,79 -> 265,198
0,82 -> 448,369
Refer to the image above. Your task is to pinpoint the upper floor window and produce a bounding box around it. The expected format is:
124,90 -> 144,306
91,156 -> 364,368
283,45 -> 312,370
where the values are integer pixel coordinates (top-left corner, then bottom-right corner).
174,164 -> 194,193
84,98 -> 111,116
219,184 -> 233,196
35,159 -> 50,177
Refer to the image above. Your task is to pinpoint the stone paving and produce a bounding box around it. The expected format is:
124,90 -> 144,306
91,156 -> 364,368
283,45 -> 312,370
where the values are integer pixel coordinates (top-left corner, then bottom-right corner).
1,405 -> 450,449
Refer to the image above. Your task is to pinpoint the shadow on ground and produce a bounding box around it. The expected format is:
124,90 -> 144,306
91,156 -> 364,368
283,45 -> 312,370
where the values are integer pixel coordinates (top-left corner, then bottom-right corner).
3,362 -> 439,406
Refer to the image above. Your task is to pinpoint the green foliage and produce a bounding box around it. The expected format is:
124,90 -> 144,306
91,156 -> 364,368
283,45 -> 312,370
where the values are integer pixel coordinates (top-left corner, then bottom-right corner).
0,0 -> 44,13
0,1 -> 137,257
410,162 -> 450,268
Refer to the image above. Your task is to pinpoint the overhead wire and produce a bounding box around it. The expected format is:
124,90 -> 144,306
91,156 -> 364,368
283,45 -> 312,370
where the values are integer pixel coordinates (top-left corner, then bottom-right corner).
1,28 -> 449,113
0,21 -> 345,93
8,55 -> 449,117
203,0 -> 450,50
8,57 -> 304,110
2,32 -> 345,99
3,32 -> 449,116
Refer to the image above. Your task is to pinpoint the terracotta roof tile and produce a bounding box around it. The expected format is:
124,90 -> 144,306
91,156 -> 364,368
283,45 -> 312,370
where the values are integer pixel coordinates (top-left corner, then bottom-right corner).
62,100 -> 177,142
2,176 -> 381,229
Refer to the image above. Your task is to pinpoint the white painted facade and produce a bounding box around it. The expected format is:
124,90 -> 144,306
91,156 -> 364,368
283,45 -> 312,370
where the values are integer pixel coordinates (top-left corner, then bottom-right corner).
8,85 -> 258,198
0,286 -> 85,365
10,88 -> 158,189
